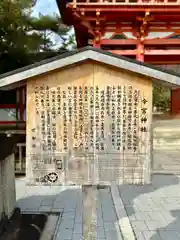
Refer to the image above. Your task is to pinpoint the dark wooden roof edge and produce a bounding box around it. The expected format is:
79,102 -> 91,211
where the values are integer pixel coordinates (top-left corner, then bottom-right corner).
0,47 -> 180,82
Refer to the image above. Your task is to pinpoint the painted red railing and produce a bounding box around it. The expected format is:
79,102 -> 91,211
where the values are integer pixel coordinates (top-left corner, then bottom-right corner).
70,0 -> 180,5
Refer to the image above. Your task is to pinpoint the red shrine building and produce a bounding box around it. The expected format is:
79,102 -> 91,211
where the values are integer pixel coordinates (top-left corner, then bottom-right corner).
57,0 -> 180,114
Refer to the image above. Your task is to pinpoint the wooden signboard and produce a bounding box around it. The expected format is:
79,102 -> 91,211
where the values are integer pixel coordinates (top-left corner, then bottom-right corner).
26,62 -> 152,185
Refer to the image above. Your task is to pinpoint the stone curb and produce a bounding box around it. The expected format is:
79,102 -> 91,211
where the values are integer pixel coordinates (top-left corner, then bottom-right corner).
52,212 -> 63,240
111,185 -> 136,240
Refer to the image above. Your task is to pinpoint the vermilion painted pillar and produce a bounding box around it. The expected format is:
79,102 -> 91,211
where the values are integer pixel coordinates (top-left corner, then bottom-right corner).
171,88 -> 180,115
93,39 -> 101,48
136,40 -> 144,62
19,87 -> 24,121
93,30 -> 101,48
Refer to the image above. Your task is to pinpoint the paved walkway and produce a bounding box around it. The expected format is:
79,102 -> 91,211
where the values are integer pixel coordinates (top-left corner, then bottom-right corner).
118,174 -> 180,240
16,178 -> 123,240
16,174 -> 180,240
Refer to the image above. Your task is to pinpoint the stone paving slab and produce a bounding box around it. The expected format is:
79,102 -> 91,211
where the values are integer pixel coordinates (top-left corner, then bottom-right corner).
16,178 -> 123,240
111,184 -> 135,240
118,174 -> 180,240
16,174 -> 180,239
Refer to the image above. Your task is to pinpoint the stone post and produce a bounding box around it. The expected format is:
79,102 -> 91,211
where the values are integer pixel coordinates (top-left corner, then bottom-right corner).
0,154 -> 16,221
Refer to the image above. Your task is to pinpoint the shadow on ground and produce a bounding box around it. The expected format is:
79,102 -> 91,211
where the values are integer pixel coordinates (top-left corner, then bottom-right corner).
15,174 -> 180,240
118,174 -> 180,240
16,185 -> 122,240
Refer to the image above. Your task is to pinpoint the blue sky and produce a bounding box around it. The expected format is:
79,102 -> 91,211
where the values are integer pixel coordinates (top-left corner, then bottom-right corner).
31,0 -> 171,44
32,0 -> 75,49
32,0 -> 59,17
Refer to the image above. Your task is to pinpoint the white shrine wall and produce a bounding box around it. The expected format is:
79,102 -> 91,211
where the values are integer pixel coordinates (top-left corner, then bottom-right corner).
26,61 -> 152,185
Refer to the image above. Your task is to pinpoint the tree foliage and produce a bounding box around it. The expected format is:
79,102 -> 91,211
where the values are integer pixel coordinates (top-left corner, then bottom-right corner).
153,84 -> 170,111
0,1 -> 168,113
0,0 -> 75,74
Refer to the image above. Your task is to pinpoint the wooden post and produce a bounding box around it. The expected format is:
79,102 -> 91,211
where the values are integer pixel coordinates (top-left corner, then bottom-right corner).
93,39 -> 101,48
93,29 -> 101,49
82,185 -> 97,239
136,39 -> 144,62
82,154 -> 98,239
0,154 -> 16,220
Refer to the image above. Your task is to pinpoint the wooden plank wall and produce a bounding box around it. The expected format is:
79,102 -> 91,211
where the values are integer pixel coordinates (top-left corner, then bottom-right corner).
94,64 -> 152,184
26,61 -> 152,185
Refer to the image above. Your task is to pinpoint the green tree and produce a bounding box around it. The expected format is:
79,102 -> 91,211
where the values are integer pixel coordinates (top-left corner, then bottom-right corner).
0,0 -> 74,74
61,31 -> 77,50
28,14 -> 72,51
153,84 -> 170,111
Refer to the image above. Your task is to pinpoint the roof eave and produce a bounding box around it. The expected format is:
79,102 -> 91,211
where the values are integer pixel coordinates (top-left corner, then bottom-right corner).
0,48 -> 180,89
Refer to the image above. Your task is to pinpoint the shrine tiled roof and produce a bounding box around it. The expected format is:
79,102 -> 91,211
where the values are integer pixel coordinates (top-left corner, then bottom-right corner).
0,47 -> 180,89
